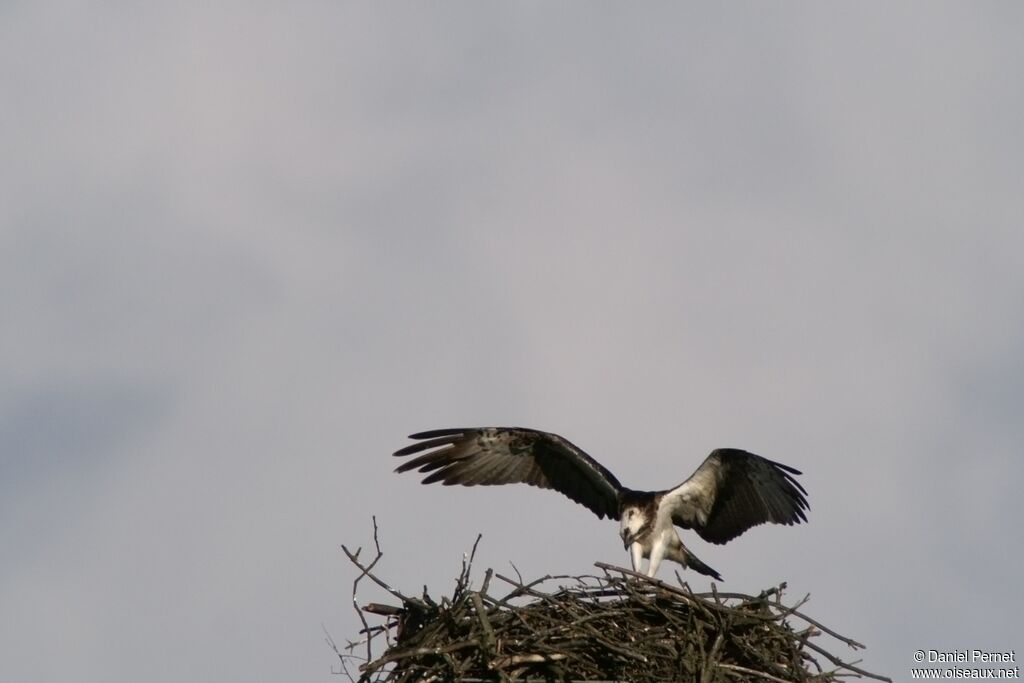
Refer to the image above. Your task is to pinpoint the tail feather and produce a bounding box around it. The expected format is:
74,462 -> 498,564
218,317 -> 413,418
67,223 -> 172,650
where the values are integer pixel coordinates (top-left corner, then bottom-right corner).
684,548 -> 722,581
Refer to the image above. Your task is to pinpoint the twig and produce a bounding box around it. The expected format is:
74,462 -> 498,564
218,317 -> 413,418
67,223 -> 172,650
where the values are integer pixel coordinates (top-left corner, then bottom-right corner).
323,624 -> 355,682
719,662 -> 798,683
470,592 -> 496,654
803,639 -> 893,682
343,517 -> 383,666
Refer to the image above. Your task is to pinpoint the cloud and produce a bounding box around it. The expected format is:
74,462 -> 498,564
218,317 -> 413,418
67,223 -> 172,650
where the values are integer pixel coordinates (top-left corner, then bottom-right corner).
2,3 -> 1022,681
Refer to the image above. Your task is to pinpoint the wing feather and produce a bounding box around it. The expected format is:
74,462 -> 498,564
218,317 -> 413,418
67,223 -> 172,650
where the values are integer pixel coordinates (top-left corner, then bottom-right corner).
662,448 -> 808,544
394,427 -> 623,519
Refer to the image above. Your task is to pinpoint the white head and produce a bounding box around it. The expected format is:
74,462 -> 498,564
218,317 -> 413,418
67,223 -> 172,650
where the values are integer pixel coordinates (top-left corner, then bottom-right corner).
618,505 -> 650,549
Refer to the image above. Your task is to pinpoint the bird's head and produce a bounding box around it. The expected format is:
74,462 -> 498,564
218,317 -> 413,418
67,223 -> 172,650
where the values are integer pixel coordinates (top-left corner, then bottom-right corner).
618,505 -> 649,549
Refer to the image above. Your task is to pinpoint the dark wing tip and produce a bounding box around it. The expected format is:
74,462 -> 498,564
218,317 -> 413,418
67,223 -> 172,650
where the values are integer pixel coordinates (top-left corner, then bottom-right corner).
732,450 -> 809,504
767,458 -> 809,497
768,464 -> 810,526
407,428 -> 473,440
774,461 -> 803,476
393,429 -> 477,457
690,449 -> 811,544
392,430 -> 470,477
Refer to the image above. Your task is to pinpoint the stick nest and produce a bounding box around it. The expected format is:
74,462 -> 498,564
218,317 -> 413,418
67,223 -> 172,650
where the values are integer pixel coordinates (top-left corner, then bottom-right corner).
333,522 -> 889,683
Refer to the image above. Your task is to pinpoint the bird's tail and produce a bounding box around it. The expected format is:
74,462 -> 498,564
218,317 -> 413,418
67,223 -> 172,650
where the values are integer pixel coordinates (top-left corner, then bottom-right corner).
684,548 -> 722,582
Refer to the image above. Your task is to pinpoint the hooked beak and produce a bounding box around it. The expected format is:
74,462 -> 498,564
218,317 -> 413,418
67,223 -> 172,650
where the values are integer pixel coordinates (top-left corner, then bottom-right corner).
620,527 -> 634,550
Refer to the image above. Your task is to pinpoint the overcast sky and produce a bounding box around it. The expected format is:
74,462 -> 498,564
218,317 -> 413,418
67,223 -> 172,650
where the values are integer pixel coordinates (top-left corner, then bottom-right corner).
2,3 -> 1022,682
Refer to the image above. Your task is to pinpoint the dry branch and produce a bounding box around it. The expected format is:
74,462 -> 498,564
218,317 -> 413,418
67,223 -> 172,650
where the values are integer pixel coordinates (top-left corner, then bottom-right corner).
336,525 -> 890,683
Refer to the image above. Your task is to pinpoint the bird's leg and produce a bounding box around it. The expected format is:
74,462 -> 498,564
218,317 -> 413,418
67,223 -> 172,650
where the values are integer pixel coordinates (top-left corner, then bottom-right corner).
629,541 -> 643,572
646,533 -> 668,578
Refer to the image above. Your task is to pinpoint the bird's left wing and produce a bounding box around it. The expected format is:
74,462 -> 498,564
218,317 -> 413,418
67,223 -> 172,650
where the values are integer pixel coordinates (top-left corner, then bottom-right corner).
662,449 -> 808,544
393,427 -> 623,520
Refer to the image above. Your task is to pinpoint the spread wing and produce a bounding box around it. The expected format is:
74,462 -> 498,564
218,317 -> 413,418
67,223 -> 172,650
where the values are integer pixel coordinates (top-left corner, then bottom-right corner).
662,448 -> 808,544
393,427 -> 623,519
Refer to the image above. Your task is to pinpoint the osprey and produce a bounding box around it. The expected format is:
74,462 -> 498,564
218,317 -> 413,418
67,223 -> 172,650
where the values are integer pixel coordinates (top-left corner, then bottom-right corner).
394,427 -> 808,580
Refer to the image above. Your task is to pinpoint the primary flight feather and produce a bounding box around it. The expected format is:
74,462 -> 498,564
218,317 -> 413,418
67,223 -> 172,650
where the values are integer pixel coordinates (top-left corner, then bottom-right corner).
394,427 -> 808,580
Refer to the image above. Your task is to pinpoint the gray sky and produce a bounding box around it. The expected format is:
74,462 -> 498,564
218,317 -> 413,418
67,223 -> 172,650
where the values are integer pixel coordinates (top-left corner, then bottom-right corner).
2,3 -> 1022,681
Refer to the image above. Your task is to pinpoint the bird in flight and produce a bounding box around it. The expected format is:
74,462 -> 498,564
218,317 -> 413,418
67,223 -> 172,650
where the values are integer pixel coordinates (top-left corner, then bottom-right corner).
393,427 -> 808,580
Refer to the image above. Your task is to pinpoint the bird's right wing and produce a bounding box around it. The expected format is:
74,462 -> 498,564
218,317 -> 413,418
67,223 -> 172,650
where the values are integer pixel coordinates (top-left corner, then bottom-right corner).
393,427 -> 624,519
